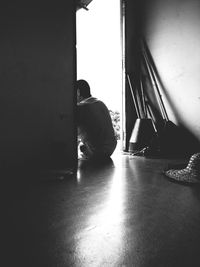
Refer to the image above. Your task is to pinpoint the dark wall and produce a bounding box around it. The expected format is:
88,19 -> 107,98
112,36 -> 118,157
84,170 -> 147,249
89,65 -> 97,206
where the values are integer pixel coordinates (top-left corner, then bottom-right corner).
0,4 -> 77,169
124,0 -> 144,150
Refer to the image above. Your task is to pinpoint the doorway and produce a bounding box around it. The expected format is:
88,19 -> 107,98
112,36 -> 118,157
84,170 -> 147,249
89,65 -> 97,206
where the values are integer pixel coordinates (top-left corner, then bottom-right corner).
76,0 -> 123,152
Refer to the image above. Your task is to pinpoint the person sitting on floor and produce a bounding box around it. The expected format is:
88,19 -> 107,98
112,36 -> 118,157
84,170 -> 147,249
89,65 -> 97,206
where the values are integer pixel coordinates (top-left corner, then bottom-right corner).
77,79 -> 117,160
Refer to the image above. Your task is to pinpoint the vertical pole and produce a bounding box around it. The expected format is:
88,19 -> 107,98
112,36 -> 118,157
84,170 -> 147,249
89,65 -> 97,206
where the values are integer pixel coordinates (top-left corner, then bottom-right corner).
127,74 -> 141,118
120,0 -> 126,151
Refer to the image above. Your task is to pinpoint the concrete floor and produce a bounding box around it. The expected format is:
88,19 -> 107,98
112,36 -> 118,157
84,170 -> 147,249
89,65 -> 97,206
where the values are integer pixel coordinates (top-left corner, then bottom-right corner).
3,152 -> 200,267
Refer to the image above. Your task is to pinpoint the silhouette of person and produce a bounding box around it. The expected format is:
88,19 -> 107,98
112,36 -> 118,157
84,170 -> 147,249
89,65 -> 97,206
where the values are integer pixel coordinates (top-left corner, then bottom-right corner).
77,79 -> 117,160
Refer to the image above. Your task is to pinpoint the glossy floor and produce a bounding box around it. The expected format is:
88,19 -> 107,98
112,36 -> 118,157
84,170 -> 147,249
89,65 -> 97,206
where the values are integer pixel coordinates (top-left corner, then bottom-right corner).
4,152 -> 200,267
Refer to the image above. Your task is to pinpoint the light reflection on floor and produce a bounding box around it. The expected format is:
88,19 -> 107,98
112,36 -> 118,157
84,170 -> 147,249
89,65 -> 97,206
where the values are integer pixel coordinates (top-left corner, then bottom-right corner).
75,160 -> 126,266
76,169 -> 81,184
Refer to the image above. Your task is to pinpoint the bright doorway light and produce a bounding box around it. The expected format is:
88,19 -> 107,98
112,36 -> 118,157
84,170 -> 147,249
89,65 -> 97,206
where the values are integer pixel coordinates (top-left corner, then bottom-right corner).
76,0 -> 122,144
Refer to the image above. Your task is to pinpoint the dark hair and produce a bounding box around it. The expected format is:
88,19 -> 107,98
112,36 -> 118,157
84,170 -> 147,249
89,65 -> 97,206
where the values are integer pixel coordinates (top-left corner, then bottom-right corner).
77,79 -> 91,98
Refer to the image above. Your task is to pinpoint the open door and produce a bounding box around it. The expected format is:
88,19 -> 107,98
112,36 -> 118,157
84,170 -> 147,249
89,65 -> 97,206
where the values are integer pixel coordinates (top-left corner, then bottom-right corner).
76,0 -> 123,154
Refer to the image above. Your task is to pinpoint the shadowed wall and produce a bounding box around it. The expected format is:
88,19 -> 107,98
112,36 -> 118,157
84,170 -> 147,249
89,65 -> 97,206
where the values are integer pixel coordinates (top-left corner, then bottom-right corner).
125,0 -> 200,153
0,4 -> 77,169
143,0 -> 200,138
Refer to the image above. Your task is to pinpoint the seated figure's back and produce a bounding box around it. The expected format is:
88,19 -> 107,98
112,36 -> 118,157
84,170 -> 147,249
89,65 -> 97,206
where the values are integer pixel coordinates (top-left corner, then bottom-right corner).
78,96 -> 117,157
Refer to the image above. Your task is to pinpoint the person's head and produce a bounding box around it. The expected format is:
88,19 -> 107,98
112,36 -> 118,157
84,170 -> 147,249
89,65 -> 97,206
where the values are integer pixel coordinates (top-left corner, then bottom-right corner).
77,79 -> 91,102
